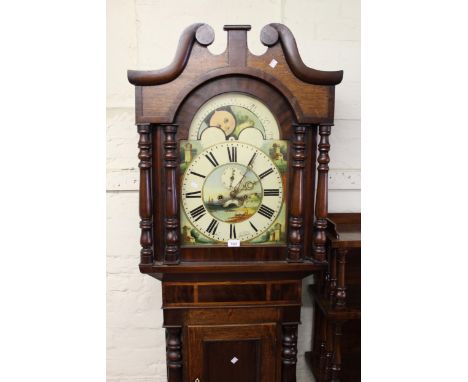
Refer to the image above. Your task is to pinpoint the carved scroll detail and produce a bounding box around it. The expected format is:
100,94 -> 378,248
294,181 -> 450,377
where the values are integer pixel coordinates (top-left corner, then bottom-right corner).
166,327 -> 183,382
313,124 -> 331,262
163,124 -> 180,264
137,124 -> 153,265
128,23 -> 214,86
261,23 -> 343,85
288,124 -> 306,262
281,324 -> 298,381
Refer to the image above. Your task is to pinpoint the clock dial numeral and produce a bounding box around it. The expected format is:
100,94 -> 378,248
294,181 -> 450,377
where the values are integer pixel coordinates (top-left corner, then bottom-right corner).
190,171 -> 206,179
230,224 -> 237,239
249,221 -> 258,232
205,152 -> 219,167
206,219 -> 219,235
258,204 -> 275,219
189,205 -> 206,221
263,188 -> 280,196
259,168 -> 274,179
227,146 -> 237,162
185,191 -> 201,198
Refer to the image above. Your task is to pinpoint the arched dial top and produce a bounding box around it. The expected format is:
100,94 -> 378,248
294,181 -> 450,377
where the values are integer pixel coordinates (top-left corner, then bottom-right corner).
189,92 -> 280,143
181,141 -> 285,244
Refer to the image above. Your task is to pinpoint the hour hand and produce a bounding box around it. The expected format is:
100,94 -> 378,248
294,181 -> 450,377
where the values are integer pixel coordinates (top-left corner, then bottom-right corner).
229,169 -> 235,189
233,153 -> 257,193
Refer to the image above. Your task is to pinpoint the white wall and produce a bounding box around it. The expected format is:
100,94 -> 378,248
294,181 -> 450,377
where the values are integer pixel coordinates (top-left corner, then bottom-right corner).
107,1 -> 360,381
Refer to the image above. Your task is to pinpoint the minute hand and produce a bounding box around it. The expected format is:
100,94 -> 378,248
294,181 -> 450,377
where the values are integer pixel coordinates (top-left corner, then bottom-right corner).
233,152 -> 257,194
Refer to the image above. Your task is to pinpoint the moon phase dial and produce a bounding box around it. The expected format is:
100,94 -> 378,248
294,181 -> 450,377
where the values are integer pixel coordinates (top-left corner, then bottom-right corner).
189,92 -> 280,142
209,110 -> 236,136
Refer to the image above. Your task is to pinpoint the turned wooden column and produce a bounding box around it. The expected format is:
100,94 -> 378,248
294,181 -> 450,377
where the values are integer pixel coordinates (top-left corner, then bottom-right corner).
166,327 -> 183,382
163,124 -> 180,264
335,248 -> 347,307
313,124 -> 332,262
330,322 -> 344,382
281,324 -> 298,382
317,313 -> 328,380
324,319 -> 334,381
288,124 -> 306,262
137,123 -> 154,265
328,249 -> 338,302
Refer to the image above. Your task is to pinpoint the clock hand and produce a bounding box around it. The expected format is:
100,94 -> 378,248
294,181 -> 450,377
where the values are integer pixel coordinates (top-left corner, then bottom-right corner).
247,152 -> 257,167
229,169 -> 235,190
232,153 -> 257,195
241,180 -> 258,190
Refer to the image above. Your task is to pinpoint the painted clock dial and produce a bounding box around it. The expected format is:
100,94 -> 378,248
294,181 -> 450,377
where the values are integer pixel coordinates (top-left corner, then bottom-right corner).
180,92 -> 288,246
181,142 -> 283,243
188,92 -> 280,142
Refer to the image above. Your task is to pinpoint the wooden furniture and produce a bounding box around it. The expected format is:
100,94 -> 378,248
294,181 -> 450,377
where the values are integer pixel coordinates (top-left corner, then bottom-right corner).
127,23 -> 343,382
306,213 -> 361,381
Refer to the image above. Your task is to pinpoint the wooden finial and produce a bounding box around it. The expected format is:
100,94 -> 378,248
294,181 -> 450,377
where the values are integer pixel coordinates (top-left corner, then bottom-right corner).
223,25 -> 251,66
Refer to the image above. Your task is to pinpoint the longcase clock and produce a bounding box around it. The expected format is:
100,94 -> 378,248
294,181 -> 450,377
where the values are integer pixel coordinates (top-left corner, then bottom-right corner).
127,23 -> 342,382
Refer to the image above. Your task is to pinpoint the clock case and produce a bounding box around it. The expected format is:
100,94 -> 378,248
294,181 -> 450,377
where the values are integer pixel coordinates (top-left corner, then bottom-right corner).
128,24 -> 342,382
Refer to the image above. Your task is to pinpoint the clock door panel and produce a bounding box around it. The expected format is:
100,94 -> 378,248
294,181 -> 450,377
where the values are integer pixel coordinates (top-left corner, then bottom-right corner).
205,340 -> 259,382
187,324 -> 277,382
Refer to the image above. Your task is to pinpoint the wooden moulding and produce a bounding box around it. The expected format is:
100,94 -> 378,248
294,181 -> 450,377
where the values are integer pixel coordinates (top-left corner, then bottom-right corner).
128,23 -> 342,86
139,261 -> 327,283
127,23 -> 343,124
161,280 -> 301,307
